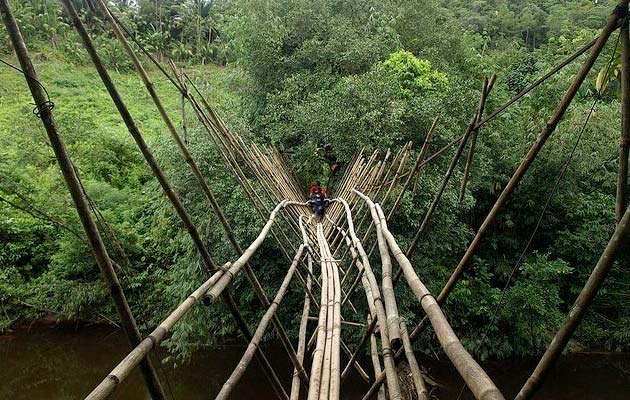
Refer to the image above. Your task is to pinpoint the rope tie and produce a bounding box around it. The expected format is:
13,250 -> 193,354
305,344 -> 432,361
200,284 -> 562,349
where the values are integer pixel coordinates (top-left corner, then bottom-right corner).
32,100 -> 55,118
1,59 -> 55,119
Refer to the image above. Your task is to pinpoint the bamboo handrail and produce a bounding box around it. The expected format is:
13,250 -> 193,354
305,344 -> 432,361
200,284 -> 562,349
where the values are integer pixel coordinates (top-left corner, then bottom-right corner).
85,266 -> 227,400
356,195 -> 504,400
333,198 -> 403,400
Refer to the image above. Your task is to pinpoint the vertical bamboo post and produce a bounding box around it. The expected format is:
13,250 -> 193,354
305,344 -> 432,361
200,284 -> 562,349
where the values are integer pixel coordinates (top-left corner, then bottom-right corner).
368,315 -> 386,400
515,207 -> 630,400
405,77 -> 494,259
459,75 -> 496,202
0,2 -> 167,399
618,15 -> 630,223
400,320 -> 429,400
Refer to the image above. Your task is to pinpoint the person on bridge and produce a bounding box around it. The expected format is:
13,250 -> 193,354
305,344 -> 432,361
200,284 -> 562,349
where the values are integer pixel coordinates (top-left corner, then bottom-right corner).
309,181 -> 327,221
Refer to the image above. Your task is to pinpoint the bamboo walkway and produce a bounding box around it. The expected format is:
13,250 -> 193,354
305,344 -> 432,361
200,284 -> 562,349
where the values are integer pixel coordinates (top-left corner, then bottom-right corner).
2,0 -> 630,399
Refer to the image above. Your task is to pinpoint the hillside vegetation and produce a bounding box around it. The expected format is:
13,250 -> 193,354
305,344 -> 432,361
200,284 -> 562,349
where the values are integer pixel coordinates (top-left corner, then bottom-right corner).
1,0 -> 629,360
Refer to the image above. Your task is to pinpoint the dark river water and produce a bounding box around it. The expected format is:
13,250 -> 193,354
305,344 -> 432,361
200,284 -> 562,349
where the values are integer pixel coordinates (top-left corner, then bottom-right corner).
1,325 -> 629,399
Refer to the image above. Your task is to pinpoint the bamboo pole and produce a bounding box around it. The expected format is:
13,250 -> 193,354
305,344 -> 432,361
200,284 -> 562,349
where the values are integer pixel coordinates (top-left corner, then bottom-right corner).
618,16 -> 630,223
368,199 -> 402,350
515,206 -> 630,400
475,36 -> 602,130
368,315 -> 386,400
386,117 -> 439,221
357,197 -> 504,400
215,245 -> 305,400
405,77 -> 495,259
0,0 -> 166,399
0,3 -> 167,399
400,320 -> 429,400
202,201 -> 310,383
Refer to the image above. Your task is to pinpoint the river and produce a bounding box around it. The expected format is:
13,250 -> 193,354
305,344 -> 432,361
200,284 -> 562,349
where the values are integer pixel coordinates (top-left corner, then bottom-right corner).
1,325 -> 629,399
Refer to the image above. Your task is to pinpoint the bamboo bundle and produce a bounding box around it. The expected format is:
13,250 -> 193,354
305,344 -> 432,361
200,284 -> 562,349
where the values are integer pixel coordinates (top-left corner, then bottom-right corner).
215,245 -> 304,400
307,225 -> 329,400
356,195 -> 504,400
290,254 -> 312,400
313,223 -> 342,400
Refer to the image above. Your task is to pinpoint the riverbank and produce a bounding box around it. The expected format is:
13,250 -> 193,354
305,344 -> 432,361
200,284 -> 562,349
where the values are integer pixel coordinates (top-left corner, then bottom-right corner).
2,325 -> 629,399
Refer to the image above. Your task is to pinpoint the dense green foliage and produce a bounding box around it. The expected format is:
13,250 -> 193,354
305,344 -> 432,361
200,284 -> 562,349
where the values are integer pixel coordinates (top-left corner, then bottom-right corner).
1,0 -> 629,363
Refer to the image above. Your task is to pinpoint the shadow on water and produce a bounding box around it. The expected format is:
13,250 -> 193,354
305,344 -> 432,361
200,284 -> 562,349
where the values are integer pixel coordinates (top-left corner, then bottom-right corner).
1,326 -> 629,399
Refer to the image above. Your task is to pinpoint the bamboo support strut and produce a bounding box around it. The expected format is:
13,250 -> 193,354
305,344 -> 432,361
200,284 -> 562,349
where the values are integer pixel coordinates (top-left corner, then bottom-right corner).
0,2 -> 167,399
459,75 -> 497,202
215,245 -> 305,400
406,2 -> 625,345
515,206 -> 630,400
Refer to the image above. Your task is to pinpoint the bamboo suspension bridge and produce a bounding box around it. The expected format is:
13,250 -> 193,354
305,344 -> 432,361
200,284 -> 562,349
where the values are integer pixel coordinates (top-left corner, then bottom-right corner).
2,0 -> 630,399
